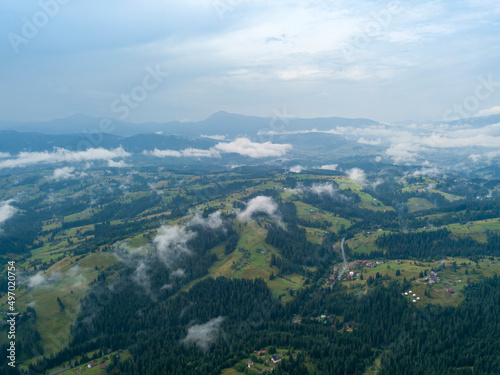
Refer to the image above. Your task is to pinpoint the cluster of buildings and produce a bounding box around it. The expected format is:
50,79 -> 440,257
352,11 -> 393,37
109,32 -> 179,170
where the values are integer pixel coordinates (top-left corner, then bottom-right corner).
428,271 -> 441,285
326,259 -> 387,284
247,351 -> 282,368
403,290 -> 421,303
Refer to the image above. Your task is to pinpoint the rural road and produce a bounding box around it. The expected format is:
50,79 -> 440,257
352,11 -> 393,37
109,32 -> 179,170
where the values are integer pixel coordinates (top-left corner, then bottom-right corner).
48,366 -> 71,375
337,237 -> 348,280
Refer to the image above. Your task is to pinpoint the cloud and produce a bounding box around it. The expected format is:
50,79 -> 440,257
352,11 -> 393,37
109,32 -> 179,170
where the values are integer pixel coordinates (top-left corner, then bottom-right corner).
201,134 -> 226,140
182,148 -> 221,158
474,106 -> 500,117
144,148 -> 221,158
317,164 -> 338,171
66,264 -> 82,278
153,226 -> 196,267
289,165 -> 305,173
346,168 -> 367,186
358,137 -> 382,145
0,152 -> 10,158
52,166 -> 76,180
0,200 -> 17,226
26,272 -> 60,288
412,166 -> 443,177
310,182 -> 336,196
214,138 -> 292,158
145,138 -> 291,159
469,151 -> 500,163
50,166 -> 87,180
107,160 -> 129,168
170,268 -> 186,279
27,273 -> 46,288
0,147 -> 130,169
189,211 -> 224,230
181,316 -> 225,353
133,262 -> 151,293
237,196 -> 280,222
385,142 -> 422,164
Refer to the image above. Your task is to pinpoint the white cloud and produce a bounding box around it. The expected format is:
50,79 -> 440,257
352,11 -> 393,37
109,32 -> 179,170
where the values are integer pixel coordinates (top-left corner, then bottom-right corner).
52,166 -> 76,180
133,262 -> 151,293
346,168 -> 367,186
153,226 -> 196,267
189,211 -> 224,230
182,148 -> 221,158
310,182 -> 336,196
317,164 -> 338,171
358,137 -> 381,145
170,268 -> 186,279
50,166 -> 88,180
214,138 -> 292,158
0,147 -> 130,169
237,196 -> 280,222
289,165 -> 305,173
0,200 -> 17,226
201,134 -> 226,140
146,138 -> 291,159
144,148 -> 221,158
27,273 -> 46,288
0,152 -> 10,158
181,316 -> 225,353
412,166 -> 443,177
474,106 -> 500,117
385,142 -> 422,164
107,160 -> 129,168
469,151 -> 500,163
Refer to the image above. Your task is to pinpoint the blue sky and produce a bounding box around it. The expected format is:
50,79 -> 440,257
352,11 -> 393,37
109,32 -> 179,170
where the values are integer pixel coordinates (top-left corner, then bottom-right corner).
1,0 -> 500,123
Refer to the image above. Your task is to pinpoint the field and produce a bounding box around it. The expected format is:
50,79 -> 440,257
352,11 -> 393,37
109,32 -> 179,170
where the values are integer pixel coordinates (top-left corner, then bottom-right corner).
0,252 -> 118,355
346,230 -> 389,254
1,169 -> 499,373
222,347 -> 298,374
407,197 -> 435,213
294,201 -> 353,233
43,349 -> 132,375
334,257 -> 500,307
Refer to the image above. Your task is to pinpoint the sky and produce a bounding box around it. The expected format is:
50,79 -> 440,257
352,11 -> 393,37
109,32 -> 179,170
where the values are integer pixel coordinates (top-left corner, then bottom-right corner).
1,0 -> 500,124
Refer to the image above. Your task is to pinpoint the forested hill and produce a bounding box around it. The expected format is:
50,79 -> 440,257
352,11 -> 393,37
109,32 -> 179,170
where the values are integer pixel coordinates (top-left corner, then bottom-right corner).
29,274 -> 500,375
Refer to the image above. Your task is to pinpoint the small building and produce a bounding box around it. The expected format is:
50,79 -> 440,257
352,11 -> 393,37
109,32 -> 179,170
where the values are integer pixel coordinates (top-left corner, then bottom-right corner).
248,359 -> 254,368
409,290 -> 412,294
413,294 -> 416,297
404,292 -> 408,296
272,354 -> 282,364
416,297 -> 421,301
413,299 -> 416,303
100,364 -> 106,369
